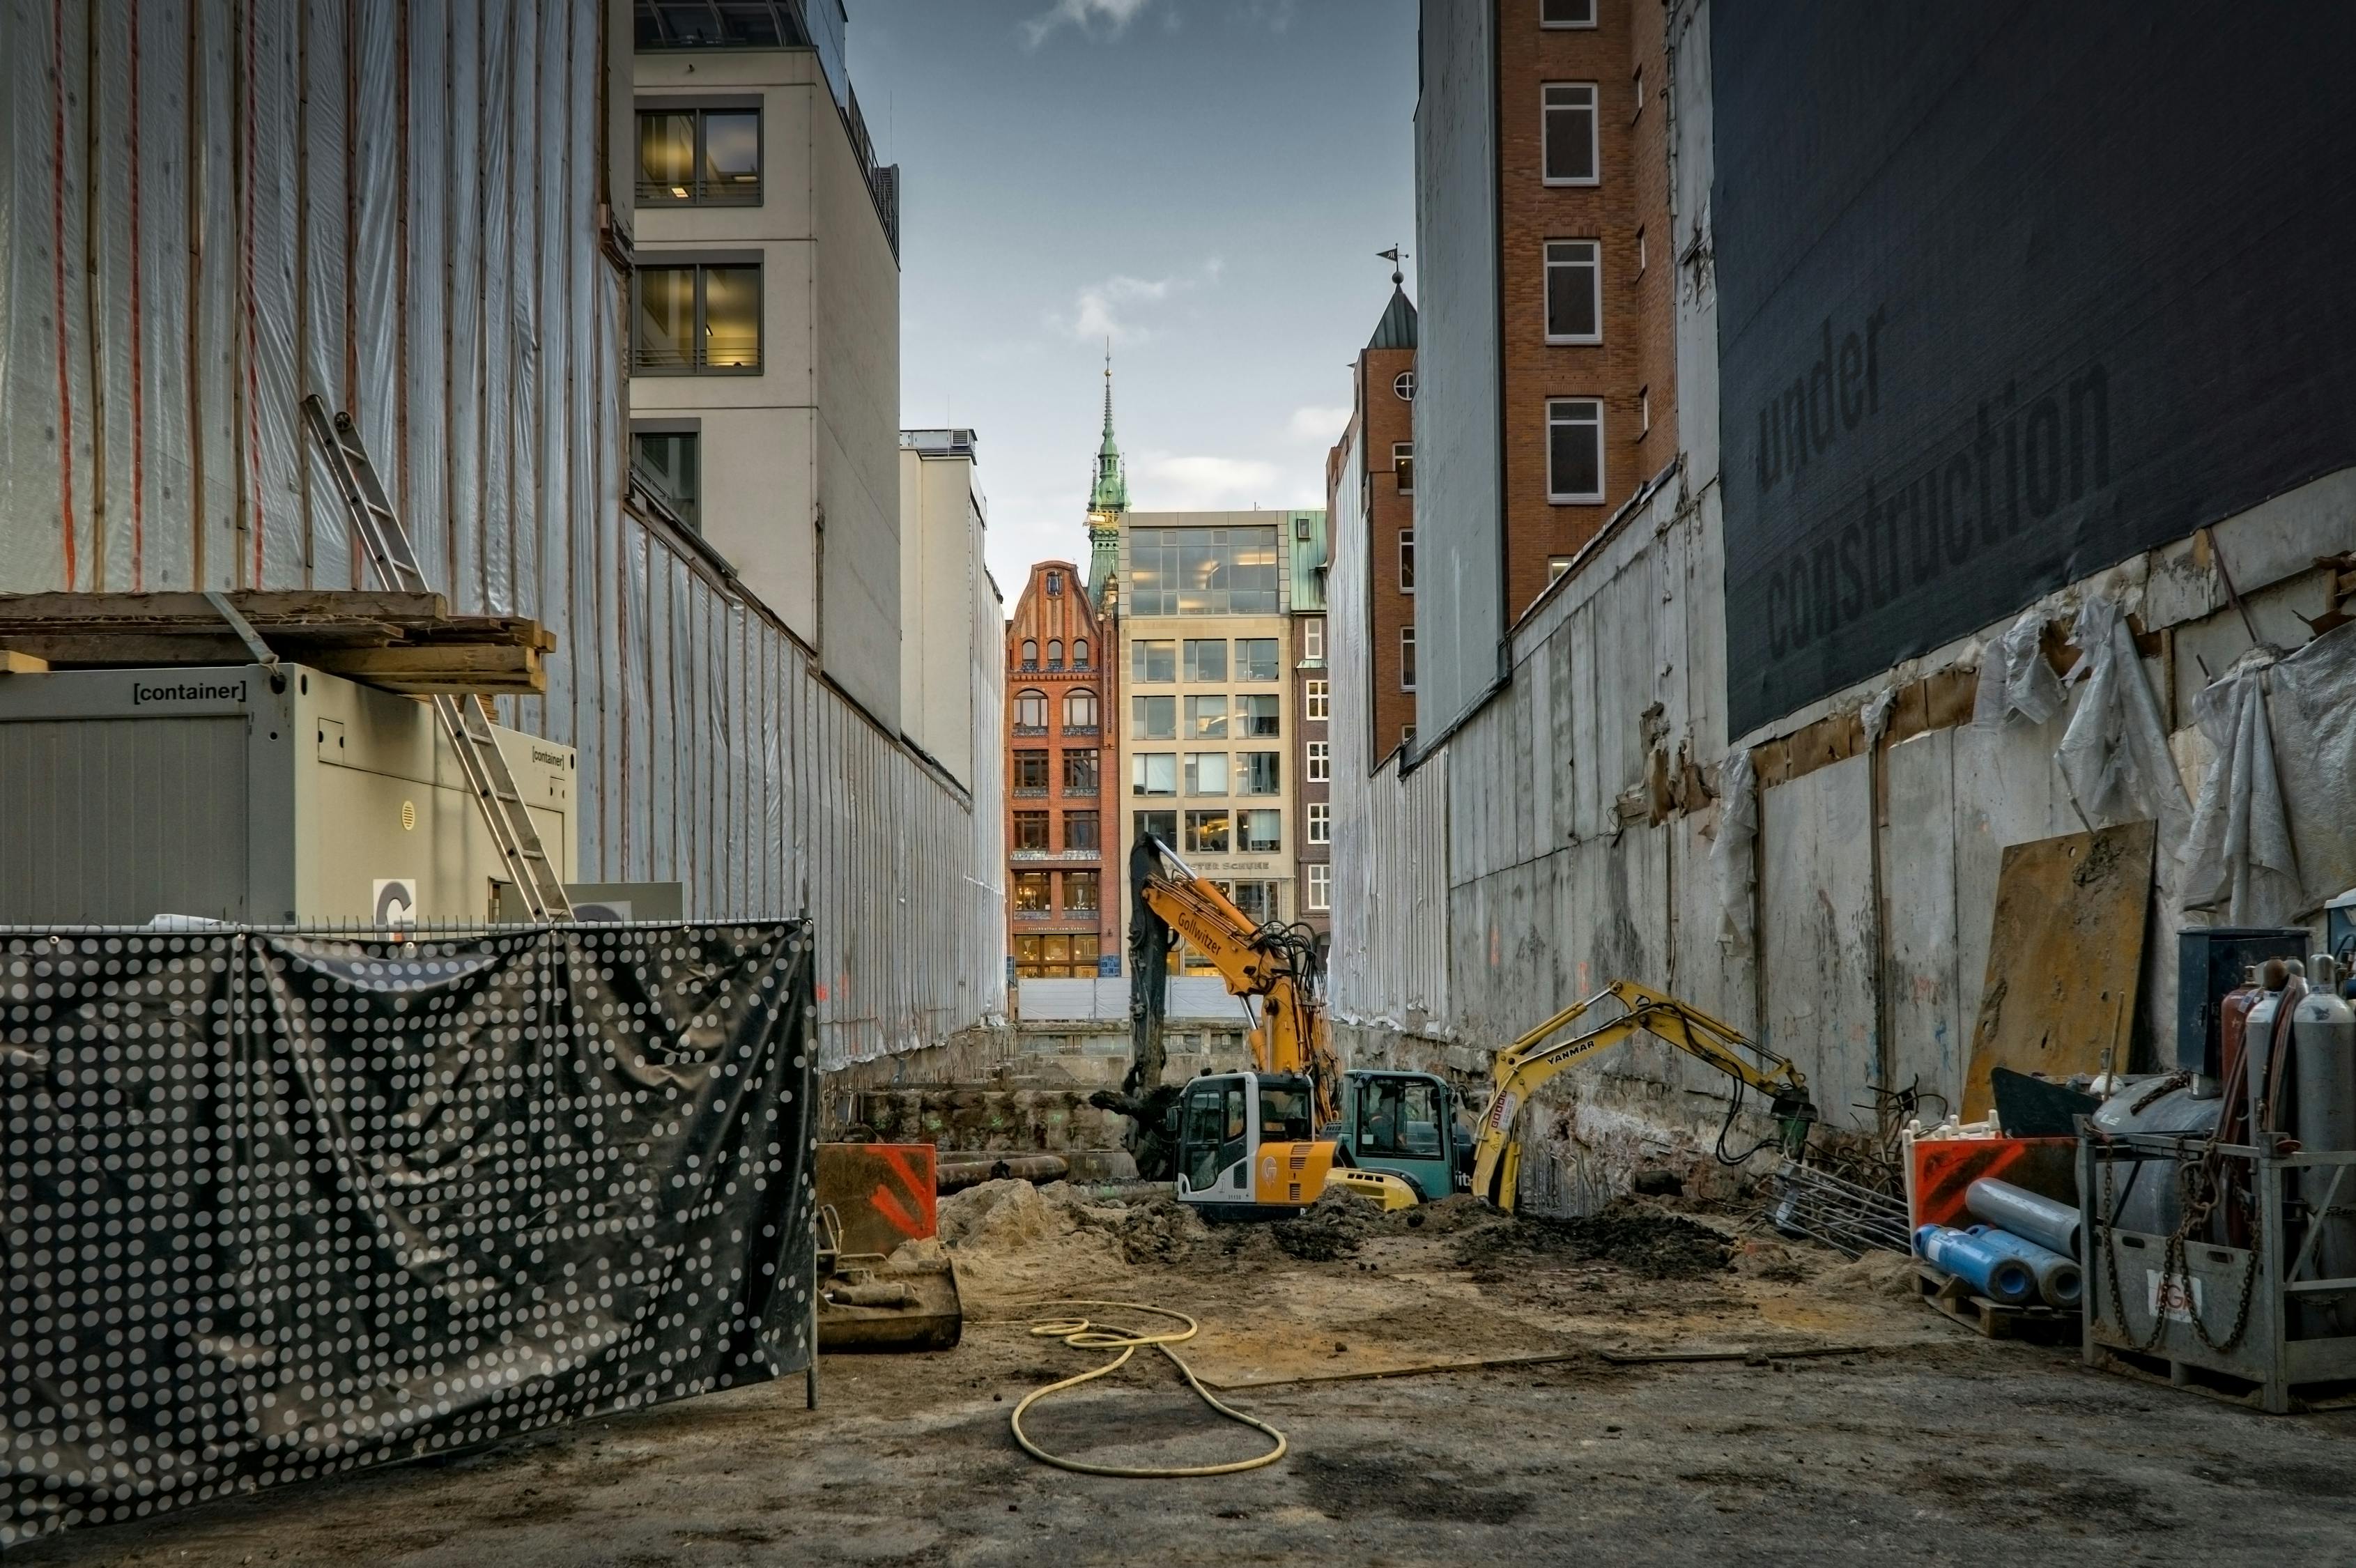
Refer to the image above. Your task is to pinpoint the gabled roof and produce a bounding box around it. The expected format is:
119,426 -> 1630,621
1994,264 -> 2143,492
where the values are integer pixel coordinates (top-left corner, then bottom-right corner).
1367,285 -> 1418,351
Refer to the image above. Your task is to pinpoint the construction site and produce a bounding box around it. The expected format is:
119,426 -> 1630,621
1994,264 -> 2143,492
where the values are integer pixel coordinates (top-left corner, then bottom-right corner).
8,1 -> 2356,1564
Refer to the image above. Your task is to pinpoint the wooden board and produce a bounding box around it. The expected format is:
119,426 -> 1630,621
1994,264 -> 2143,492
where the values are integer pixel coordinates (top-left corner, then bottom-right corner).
1962,820 -> 2155,1121
0,590 -> 551,695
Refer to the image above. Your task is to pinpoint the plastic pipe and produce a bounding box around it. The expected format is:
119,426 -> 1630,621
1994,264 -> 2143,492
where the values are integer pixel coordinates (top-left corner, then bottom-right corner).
1966,1225 -> 2083,1309
1964,1177 -> 2081,1259
1914,1224 -> 2037,1307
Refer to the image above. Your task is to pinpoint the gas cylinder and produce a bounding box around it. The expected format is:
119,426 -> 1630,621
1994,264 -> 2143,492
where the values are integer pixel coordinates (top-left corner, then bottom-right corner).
2247,963 -> 2293,1137
2294,955 -> 2356,1335
2216,966 -> 2263,1104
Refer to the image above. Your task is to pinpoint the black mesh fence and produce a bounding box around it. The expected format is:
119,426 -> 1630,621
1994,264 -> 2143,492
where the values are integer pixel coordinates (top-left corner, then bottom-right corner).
2,921 -> 818,1549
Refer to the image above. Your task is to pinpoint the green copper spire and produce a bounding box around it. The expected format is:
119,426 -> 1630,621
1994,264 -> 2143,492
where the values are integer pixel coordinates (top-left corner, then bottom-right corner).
1086,346 -> 1127,609
1089,347 -> 1129,514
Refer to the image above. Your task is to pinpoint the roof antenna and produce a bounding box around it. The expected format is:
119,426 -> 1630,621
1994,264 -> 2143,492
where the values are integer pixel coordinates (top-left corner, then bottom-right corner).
1378,245 -> 1406,286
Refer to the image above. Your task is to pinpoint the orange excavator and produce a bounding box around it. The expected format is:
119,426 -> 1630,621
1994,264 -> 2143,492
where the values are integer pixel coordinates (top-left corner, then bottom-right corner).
1107,836 -> 1426,1220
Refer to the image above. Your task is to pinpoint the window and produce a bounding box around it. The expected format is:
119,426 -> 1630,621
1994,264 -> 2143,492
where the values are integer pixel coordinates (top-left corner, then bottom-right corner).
1127,527 -> 1280,617
1013,871 -> 1052,913
1185,753 -> 1230,796
1185,695 -> 1229,739
1393,443 -> 1415,495
1402,725 -> 1417,749
1307,802 -> 1331,845
1134,810 -> 1177,847
631,428 -> 700,528
1063,870 -> 1100,912
1047,571 -> 1063,596
1304,679 -> 1329,721
1399,529 -> 1416,592
1392,370 -> 1415,402
1401,627 -> 1417,691
1632,65 -> 1645,114
1021,640 -> 1039,670
1132,695 -> 1176,740
1013,811 -> 1050,852
1074,638 -> 1091,668
1307,862 -> 1332,912
1013,750 -> 1049,790
1307,741 -> 1330,783
1065,810 -> 1101,852
1544,240 -> 1601,344
1240,693 -> 1281,737
1132,753 -> 1176,796
1549,556 -> 1573,584
1542,85 -> 1599,186
1015,931 -> 1100,979
1546,398 -> 1605,502
1184,810 -> 1231,854
1183,639 -> 1228,682
1232,881 -> 1279,925
1238,809 -> 1281,854
1047,639 -> 1064,670
1063,749 -> 1099,791
1240,751 -> 1281,795
633,262 -> 761,374
1639,386 -> 1651,436
1237,639 -> 1281,682
1636,226 -> 1647,277
1541,0 -> 1596,26
1063,688 -> 1099,730
1132,639 -> 1176,683
1013,688 -> 1048,730
636,106 -> 760,206
1302,620 -> 1324,661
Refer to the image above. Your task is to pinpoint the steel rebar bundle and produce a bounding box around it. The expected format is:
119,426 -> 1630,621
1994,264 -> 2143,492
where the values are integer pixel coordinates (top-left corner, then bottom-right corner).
1770,1158 -> 1913,1257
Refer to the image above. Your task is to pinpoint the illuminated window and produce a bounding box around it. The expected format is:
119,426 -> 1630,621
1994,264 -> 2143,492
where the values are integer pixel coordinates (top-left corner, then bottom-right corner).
1184,810 -> 1231,854
636,107 -> 761,206
1063,870 -> 1100,912
1127,527 -> 1280,616
1393,443 -> 1415,495
632,262 -> 761,374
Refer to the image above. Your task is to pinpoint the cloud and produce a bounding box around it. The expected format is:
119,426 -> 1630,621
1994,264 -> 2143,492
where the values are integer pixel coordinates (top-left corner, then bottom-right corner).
1021,0 -> 1153,48
1132,453 -> 1285,512
1285,404 -> 1351,446
1052,259 -> 1221,345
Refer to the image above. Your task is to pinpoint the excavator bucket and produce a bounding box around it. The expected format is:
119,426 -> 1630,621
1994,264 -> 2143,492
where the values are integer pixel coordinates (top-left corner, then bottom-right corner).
813,1142 -> 964,1353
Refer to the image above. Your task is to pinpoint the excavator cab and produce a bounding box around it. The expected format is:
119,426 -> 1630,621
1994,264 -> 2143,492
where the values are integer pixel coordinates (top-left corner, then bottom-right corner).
1335,1070 -> 1472,1201
1171,1070 -> 1419,1220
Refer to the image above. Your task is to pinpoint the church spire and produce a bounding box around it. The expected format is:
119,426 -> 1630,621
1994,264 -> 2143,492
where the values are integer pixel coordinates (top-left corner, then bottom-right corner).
1086,344 -> 1128,609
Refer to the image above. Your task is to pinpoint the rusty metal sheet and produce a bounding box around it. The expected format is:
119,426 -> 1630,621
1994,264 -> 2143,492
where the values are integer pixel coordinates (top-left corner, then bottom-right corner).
1962,820 -> 2156,1120
815,1143 -> 938,1259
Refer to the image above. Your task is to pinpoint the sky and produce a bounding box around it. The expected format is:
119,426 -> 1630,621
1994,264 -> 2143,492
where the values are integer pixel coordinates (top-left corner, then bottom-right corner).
852,0 -> 1419,607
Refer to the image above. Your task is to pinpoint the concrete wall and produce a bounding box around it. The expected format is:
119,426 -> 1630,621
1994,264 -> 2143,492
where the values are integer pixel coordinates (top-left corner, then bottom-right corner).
1411,0 -> 1504,742
897,441 -> 984,785
1333,0 -> 2356,1207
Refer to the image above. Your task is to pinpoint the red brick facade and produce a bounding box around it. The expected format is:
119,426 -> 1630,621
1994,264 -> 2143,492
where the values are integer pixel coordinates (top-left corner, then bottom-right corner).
1497,0 -> 1677,618
1005,562 -> 1116,976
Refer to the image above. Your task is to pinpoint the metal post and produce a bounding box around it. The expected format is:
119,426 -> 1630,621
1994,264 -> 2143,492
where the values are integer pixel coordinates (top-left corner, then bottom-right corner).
2261,1155 -> 2289,1414
806,1218 -> 820,1413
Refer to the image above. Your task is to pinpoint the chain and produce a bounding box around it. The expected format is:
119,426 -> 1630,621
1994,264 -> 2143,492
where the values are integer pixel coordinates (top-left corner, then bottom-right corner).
2094,1135 -> 2261,1355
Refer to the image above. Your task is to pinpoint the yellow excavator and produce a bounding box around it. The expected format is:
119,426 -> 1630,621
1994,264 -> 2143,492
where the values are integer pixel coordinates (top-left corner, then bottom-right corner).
1470,980 -> 1819,1210
1121,836 -> 1428,1218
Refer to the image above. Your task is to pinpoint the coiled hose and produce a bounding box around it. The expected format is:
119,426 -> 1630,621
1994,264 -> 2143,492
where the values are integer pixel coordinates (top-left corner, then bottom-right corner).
1010,1300 -> 1288,1478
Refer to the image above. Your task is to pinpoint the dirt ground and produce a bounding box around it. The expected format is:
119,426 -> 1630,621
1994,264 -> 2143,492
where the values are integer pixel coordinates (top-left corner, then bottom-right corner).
17,1183 -> 2356,1567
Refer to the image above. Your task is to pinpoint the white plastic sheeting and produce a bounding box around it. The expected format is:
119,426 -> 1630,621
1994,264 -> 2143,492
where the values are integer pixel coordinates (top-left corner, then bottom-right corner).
1711,749 -> 1757,955
0,1 -> 1003,1069
1972,607 -> 2064,729
2058,591 -> 2192,854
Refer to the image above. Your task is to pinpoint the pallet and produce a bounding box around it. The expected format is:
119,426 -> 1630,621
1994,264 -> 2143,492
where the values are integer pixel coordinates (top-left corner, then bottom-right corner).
2086,1342 -> 2356,1414
1914,1263 -> 2081,1345
0,590 -> 551,695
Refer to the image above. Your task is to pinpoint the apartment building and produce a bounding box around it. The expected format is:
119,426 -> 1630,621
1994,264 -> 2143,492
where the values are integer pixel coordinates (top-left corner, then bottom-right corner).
631,0 -> 907,726
1114,512 -> 1316,970
1006,562 -> 1115,978
1412,0 -> 1676,739
1290,512 -> 1333,961
1329,279 -> 1421,762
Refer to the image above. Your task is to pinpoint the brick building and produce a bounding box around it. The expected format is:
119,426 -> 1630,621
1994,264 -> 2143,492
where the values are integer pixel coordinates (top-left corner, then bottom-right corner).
1328,277 -> 1419,761
1290,511 -> 1332,960
1005,562 -> 1114,978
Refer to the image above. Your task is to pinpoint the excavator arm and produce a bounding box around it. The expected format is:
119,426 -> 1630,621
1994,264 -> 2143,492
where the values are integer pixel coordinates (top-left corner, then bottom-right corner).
1133,836 -> 1342,1127
1470,981 -> 1817,1210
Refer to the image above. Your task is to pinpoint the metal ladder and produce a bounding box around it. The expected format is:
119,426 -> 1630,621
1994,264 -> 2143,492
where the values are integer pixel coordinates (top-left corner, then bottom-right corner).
301,394 -> 574,921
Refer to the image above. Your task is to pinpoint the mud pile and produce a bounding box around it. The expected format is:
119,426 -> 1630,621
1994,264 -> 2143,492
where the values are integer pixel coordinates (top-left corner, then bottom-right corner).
933,1179 -> 1214,1298
1452,1199 -> 1733,1279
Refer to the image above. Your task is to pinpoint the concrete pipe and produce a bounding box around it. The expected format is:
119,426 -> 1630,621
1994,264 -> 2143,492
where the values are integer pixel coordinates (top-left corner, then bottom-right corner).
1964,1177 -> 2081,1259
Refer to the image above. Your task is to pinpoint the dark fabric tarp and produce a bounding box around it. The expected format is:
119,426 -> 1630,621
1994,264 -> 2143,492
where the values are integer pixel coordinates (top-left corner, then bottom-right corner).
2,921 -> 817,1549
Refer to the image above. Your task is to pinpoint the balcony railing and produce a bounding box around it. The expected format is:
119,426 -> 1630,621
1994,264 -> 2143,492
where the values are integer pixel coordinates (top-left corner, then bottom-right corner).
636,176 -> 762,208
1012,723 -> 1047,737
1013,785 -> 1048,799
1061,723 -> 1099,737
1062,783 -> 1099,797
1013,909 -> 1056,922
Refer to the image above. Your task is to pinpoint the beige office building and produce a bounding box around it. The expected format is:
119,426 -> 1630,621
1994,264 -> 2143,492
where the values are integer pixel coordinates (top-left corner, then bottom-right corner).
1116,511 -> 1321,971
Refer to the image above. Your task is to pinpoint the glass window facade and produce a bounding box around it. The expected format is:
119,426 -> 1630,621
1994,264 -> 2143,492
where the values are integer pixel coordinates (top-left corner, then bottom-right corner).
1131,639 -> 1176,682
1132,695 -> 1176,739
1185,695 -> 1228,739
1183,639 -> 1228,681
1239,751 -> 1281,795
1239,809 -> 1281,854
1132,753 -> 1176,795
1240,694 -> 1280,737
1065,810 -> 1100,851
1062,750 -> 1098,791
1013,811 -> 1049,851
1127,528 -> 1281,616
1237,639 -> 1281,681
1185,753 -> 1230,796
1184,810 -> 1231,854
631,429 -> 700,528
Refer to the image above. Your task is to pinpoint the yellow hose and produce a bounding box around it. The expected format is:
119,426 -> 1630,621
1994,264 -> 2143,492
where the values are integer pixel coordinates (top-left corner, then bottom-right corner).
1009,1300 -> 1288,1478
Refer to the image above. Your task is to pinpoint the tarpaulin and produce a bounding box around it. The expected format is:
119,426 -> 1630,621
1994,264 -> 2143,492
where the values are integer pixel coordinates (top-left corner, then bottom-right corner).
2181,650 -> 2302,925
1971,608 -> 2063,730
2057,591 -> 2190,854
2,920 -> 818,1550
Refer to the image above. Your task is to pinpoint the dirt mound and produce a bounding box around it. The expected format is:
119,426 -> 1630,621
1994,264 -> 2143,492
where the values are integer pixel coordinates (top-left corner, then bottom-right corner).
1099,1190 -> 1214,1266
1452,1199 -> 1732,1279
933,1179 -> 1129,1300
1820,1245 -> 1920,1298
1270,1187 -> 1387,1261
